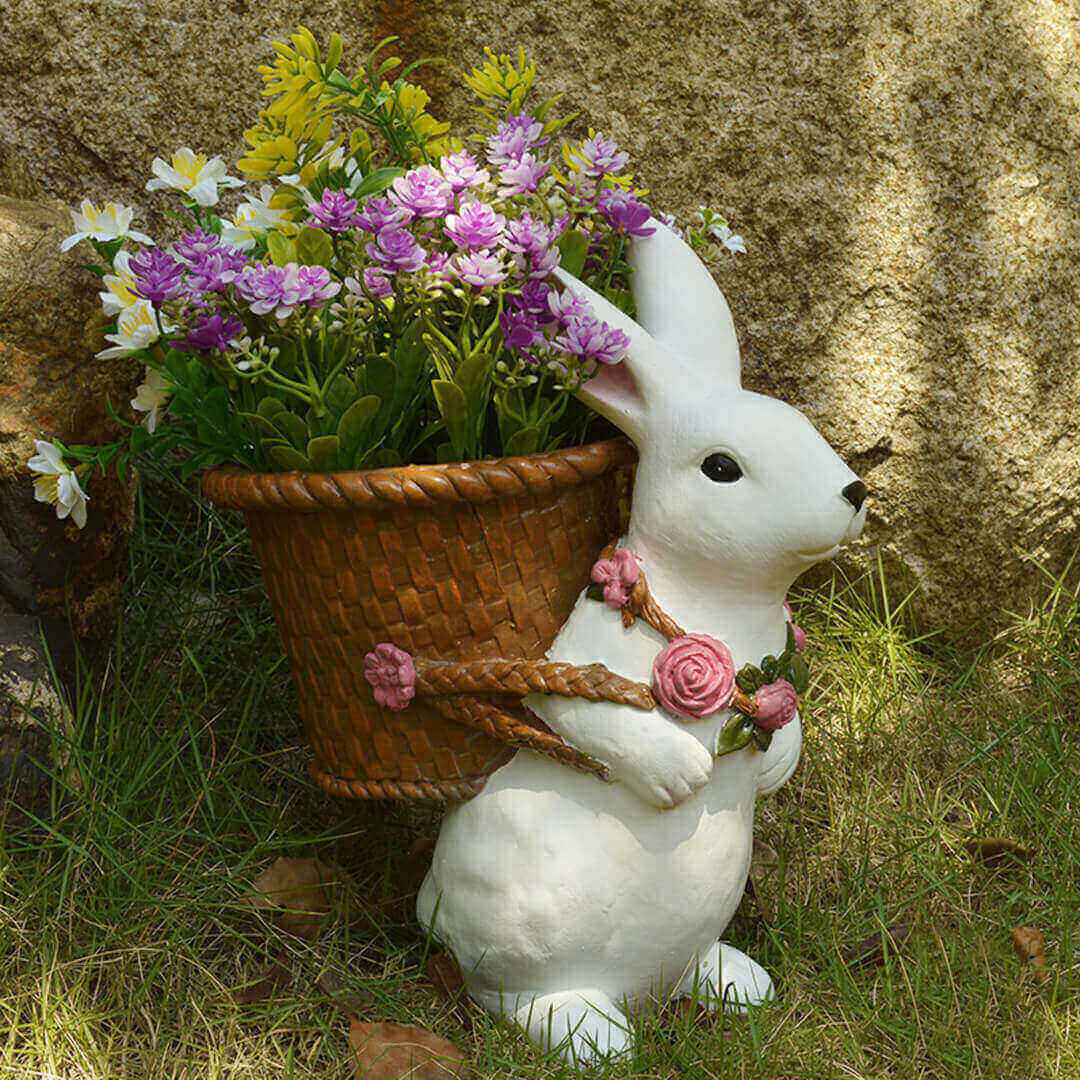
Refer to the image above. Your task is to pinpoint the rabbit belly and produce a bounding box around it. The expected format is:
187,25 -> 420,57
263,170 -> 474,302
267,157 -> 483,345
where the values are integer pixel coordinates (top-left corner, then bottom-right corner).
417,751 -> 755,1009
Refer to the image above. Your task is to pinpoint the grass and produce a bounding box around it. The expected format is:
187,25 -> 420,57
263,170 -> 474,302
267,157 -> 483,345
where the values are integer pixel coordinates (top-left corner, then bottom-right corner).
0,473 -> 1077,1079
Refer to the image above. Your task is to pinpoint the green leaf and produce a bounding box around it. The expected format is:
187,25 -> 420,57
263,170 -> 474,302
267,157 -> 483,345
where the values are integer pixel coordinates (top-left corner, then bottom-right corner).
556,230 -> 590,278
266,336 -> 299,375
714,714 -> 757,759
337,395 -> 381,450
785,622 -> 797,656
267,231 -> 297,267
760,655 -> 778,682
352,167 -> 404,200
432,379 -> 468,456
503,426 -> 542,457
790,653 -> 810,695
261,440 -> 310,470
306,435 -> 340,471
752,727 -> 774,752
388,316 -> 429,416
273,410 -> 309,448
735,664 -> 765,695
256,396 -> 287,420
585,583 -> 605,603
324,373 -> 356,411
453,346 -> 492,422
435,442 -> 460,464
368,447 -> 402,467
295,225 -> 334,268
239,411 -> 284,438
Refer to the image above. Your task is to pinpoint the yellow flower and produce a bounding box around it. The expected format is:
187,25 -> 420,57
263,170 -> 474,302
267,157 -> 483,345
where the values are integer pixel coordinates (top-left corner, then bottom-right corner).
99,249 -> 141,316
464,45 -> 535,110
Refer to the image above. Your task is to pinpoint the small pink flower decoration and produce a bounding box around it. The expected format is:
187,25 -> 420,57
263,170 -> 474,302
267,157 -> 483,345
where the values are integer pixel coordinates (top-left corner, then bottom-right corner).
652,634 -> 736,720
784,601 -> 807,652
591,548 -> 640,608
363,643 -> 416,711
753,678 -> 798,731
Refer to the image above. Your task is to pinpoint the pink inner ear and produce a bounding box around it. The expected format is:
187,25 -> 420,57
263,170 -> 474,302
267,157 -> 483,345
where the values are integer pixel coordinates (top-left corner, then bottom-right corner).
581,360 -> 644,420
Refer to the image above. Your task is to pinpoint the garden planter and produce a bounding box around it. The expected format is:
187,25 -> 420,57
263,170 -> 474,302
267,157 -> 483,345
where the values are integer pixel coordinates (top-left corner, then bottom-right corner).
202,438 -> 635,801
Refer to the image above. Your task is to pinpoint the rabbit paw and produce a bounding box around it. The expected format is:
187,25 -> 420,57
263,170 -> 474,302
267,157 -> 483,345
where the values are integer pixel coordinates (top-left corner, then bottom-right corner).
512,988 -> 632,1064
611,726 -> 713,810
674,941 -> 775,1013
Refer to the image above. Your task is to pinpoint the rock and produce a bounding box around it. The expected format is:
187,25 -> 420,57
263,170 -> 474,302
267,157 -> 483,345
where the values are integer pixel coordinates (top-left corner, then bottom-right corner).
0,193 -> 138,638
1,1 -> 1078,635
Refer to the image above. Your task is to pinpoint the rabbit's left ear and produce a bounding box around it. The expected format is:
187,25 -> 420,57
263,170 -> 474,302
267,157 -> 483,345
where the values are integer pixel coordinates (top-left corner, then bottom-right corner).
627,219 -> 741,388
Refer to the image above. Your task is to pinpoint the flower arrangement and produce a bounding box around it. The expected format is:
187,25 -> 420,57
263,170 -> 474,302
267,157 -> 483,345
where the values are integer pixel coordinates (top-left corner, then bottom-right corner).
30,29 -> 744,528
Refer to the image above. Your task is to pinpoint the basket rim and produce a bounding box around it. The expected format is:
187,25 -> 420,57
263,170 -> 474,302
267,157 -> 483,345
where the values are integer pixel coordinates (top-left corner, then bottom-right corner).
201,436 -> 636,513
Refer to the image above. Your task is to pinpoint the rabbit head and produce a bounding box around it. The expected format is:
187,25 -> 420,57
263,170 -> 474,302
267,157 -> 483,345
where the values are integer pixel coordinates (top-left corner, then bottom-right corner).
557,220 -> 866,598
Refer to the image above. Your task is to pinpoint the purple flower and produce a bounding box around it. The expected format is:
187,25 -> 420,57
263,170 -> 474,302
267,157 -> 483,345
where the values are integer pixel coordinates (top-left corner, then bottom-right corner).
424,249 -> 453,287
597,188 -> 655,237
356,196 -> 411,233
365,226 -> 426,273
131,247 -> 184,305
579,132 -> 630,177
500,304 -> 546,356
345,269 -> 393,301
389,165 -> 453,219
497,153 -> 550,198
554,309 -> 631,365
173,228 -> 228,264
440,151 -> 490,193
547,287 -> 592,324
443,200 -> 506,249
185,248 -> 247,296
307,188 -> 362,233
452,249 -> 508,290
236,262 -> 341,320
486,114 -> 549,166
175,312 -> 244,352
519,279 -> 554,317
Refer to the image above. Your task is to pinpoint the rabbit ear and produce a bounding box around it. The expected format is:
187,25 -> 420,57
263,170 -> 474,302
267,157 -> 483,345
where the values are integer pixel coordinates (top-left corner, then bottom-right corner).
627,218 -> 741,387
554,267 -> 674,445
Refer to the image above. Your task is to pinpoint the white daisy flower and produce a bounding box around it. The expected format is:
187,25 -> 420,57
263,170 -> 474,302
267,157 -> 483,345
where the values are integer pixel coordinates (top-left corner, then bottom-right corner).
27,441 -> 89,529
130,368 -> 173,434
146,147 -> 243,207
219,185 -> 295,250
99,249 -> 142,316
97,300 -> 173,359
60,200 -> 153,252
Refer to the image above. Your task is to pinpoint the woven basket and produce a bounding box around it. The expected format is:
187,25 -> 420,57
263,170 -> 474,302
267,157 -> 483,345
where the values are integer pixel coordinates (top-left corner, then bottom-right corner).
202,438 -> 636,801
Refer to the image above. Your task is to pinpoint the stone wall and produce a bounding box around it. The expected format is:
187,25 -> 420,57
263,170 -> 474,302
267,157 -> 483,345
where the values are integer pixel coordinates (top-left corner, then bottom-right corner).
2,0 -> 1078,637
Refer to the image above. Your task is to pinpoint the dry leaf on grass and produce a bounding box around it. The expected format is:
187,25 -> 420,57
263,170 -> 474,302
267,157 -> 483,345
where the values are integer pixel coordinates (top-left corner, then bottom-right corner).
247,856 -> 341,940
232,952 -> 293,1005
838,920 -> 913,976
745,838 -> 780,922
963,837 -> 1035,867
1011,925 -> 1050,983
349,1019 -> 471,1079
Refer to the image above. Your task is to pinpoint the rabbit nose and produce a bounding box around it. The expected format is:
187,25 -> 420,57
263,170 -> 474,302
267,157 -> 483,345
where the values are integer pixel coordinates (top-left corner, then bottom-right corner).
842,480 -> 868,512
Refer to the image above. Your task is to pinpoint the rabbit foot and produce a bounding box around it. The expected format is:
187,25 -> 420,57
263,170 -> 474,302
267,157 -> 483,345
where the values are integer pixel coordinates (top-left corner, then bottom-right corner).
511,988 -> 632,1064
674,941 -> 775,1013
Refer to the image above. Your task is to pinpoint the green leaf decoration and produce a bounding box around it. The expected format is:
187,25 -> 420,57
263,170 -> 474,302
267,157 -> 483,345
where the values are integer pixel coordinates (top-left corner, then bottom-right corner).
503,426 -> 542,457
556,229 -> 590,278
325,373 -> 356,412
337,395 -> 381,451
603,286 -> 636,317
369,447 -> 402,467
266,336 -> 300,374
432,380 -> 468,456
585,583 -> 606,603
352,166 -> 405,199
272,410 -> 309,448
753,727 -> 774,752
306,434 -> 340,471
267,231 -> 298,267
785,622 -> 797,656
256,396 -> 287,420
790,653 -> 810,695
239,411 -> 284,438
735,664 -> 765,695
760,655 -> 778,682
435,442 -> 460,464
714,714 -> 757,759
453,346 -> 492,425
295,225 -> 334,268
262,440 -> 311,471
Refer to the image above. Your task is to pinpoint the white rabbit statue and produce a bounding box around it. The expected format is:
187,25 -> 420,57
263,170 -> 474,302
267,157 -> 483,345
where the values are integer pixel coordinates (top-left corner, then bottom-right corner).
416,218 -> 867,1064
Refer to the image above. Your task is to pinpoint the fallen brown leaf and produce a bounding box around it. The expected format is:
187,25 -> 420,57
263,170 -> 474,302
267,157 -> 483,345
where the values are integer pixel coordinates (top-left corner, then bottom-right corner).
746,838 -> 780,922
839,920 -> 913,976
248,857 -> 339,940
232,952 -> 293,1005
1011,925 -> 1050,983
349,1019 -> 471,1079
963,837 -> 1035,867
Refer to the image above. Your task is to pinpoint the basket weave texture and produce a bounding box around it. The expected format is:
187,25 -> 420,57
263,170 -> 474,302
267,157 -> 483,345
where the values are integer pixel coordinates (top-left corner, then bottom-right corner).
203,438 -> 636,801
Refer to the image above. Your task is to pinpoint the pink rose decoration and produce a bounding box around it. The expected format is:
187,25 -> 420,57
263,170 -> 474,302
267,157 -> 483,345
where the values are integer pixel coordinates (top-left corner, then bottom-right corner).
784,601 -> 807,652
651,634 -> 736,719
591,547 -> 641,608
363,643 -> 416,711
753,678 -> 798,731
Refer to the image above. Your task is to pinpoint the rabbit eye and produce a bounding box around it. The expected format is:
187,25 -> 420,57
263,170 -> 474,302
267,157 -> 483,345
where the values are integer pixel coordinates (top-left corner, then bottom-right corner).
701,452 -> 742,483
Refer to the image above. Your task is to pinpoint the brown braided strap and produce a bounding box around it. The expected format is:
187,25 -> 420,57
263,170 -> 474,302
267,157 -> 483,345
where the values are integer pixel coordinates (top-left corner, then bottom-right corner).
202,438 -> 636,512
413,657 -> 655,711
431,697 -> 611,781
310,764 -> 485,802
